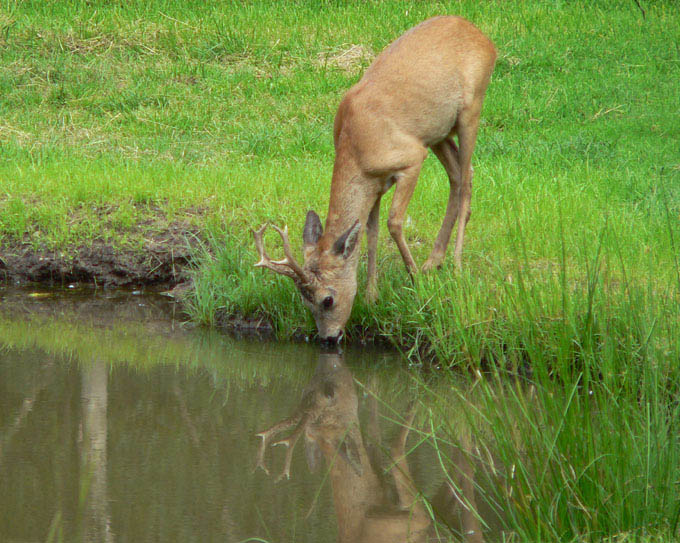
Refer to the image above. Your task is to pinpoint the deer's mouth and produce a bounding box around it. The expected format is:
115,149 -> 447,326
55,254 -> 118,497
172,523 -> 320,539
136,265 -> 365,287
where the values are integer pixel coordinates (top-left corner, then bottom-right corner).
320,330 -> 344,347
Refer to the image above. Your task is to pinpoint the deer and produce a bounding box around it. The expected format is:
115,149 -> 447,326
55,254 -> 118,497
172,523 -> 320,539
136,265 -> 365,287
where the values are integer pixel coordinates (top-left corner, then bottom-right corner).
255,351 -> 484,543
252,16 -> 496,344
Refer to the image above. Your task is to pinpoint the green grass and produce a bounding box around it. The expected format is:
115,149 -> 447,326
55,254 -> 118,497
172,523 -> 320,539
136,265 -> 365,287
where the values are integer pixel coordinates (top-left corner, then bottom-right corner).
1,0 -> 679,337
1,0 -> 678,266
418,357 -> 680,541
413,270 -> 680,540
1,3 -> 680,539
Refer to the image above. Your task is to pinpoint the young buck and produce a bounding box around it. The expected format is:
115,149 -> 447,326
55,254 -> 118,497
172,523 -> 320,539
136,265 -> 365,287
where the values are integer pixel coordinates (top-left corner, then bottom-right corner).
255,352 -> 485,543
252,16 -> 496,343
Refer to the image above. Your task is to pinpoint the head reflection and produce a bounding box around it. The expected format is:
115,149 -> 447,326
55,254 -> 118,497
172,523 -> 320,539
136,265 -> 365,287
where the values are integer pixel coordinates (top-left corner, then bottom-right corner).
255,350 -> 484,543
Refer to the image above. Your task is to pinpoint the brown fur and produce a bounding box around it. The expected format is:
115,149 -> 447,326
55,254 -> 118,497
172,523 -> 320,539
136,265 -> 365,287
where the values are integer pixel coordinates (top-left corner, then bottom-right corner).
256,353 -> 431,542
253,16 -> 496,341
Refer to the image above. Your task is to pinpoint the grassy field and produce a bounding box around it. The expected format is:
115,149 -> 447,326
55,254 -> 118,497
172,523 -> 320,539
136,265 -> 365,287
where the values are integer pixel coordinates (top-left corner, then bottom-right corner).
1,3 -> 680,539
2,0 -> 678,358
0,0 -> 677,343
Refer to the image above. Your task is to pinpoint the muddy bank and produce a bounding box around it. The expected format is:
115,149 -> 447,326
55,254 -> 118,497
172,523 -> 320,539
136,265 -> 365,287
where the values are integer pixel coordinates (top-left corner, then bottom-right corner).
0,225 -> 198,288
0,228 -> 404,352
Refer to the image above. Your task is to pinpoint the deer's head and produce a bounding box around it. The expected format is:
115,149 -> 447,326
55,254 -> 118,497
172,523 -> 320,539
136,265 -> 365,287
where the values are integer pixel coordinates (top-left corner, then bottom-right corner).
254,351 -> 365,481
252,211 -> 362,344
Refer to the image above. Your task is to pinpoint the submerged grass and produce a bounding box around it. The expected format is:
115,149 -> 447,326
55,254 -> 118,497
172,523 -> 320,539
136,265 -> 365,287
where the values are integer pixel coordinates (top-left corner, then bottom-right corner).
420,361 -> 680,541
418,301 -> 680,540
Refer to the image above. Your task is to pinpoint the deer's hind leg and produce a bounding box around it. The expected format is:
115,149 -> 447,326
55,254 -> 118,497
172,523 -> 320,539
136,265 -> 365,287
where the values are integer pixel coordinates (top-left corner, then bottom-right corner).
424,103 -> 482,271
422,136 -> 463,271
452,106 -> 482,269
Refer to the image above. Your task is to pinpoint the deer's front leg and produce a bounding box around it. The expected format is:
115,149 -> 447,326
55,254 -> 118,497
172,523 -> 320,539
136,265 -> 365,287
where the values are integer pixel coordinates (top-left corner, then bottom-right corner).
365,197 -> 381,303
387,161 -> 424,275
423,137 -> 463,272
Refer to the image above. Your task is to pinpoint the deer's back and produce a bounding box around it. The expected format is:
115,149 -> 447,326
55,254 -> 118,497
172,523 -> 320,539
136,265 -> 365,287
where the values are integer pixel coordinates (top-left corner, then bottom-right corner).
335,16 -> 496,155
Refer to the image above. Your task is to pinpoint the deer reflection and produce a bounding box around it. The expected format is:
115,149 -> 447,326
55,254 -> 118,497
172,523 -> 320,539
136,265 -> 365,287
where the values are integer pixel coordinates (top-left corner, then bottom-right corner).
255,351 -> 483,543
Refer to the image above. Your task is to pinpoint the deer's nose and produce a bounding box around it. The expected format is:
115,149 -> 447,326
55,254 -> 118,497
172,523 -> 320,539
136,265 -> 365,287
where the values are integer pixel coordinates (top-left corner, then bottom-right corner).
320,331 -> 343,347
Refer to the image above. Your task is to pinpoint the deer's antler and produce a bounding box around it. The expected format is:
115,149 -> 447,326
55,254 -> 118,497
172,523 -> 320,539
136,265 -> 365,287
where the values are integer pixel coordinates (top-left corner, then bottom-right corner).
255,416 -> 299,475
251,224 -> 309,284
271,414 -> 310,482
255,413 -> 310,481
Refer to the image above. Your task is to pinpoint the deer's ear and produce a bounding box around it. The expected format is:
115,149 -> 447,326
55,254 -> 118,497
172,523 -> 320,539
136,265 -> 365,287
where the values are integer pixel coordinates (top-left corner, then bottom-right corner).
304,435 -> 323,473
303,210 -> 323,248
332,220 -> 361,259
339,436 -> 363,476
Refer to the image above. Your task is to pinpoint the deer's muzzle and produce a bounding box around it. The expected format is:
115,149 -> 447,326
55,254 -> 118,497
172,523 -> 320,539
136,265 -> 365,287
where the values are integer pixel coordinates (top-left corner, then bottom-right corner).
320,330 -> 344,347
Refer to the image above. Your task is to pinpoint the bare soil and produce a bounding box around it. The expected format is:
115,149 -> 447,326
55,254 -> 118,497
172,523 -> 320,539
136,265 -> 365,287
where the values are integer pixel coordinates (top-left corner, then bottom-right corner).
0,223 -> 199,288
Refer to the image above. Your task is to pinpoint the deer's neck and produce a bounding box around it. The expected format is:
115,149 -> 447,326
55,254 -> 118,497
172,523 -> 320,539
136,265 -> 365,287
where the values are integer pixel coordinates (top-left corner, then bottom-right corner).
319,152 -> 377,254
325,428 -> 383,543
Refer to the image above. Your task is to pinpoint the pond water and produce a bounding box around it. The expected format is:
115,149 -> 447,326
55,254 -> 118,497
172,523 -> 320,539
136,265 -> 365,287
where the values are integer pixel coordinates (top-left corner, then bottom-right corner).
0,288 -> 493,543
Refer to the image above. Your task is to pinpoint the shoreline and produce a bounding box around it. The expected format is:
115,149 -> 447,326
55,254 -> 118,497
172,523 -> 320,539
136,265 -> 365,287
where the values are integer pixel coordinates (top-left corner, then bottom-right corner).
0,257 -> 411,355
0,228 -> 197,288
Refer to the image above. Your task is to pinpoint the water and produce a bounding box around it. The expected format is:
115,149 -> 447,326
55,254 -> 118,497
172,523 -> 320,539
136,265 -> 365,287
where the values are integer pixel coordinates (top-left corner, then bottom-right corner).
0,288 -> 482,543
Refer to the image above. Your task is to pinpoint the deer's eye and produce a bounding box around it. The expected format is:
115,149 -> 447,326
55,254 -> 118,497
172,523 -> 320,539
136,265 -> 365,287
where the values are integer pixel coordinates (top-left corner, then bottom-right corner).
322,296 -> 334,310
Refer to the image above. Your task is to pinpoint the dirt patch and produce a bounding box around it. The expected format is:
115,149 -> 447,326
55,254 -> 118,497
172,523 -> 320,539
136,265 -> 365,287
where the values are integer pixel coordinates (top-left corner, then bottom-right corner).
214,310 -> 275,338
0,223 -> 200,288
316,44 -> 373,75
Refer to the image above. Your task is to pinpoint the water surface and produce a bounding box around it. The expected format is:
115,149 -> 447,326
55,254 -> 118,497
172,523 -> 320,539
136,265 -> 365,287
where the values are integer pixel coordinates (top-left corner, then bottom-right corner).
0,288 -> 468,543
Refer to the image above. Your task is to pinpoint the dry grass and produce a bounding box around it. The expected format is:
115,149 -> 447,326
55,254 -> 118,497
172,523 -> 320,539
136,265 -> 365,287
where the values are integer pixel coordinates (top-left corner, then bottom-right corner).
316,43 -> 373,74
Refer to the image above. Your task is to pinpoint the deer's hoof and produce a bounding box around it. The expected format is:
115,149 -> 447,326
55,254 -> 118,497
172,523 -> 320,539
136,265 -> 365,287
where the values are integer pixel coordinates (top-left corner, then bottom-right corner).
422,258 -> 442,273
365,287 -> 378,304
